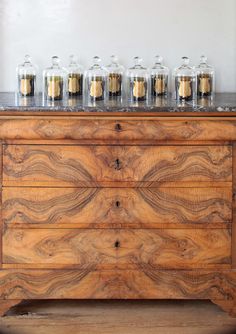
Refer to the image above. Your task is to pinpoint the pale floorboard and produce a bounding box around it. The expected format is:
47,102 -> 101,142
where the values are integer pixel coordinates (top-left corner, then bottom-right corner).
0,300 -> 236,334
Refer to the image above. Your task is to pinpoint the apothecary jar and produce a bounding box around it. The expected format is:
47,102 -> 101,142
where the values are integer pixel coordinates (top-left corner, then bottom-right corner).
127,56 -> 149,103
16,55 -> 37,97
43,56 -> 67,101
173,56 -> 196,101
84,56 -> 107,103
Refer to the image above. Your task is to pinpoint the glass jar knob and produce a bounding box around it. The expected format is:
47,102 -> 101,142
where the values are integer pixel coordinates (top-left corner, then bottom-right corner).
110,55 -> 118,64
154,55 -> 163,65
182,56 -> 190,66
92,56 -> 101,67
133,56 -> 143,68
69,54 -> 78,65
24,55 -> 31,64
52,56 -> 60,68
200,55 -> 207,65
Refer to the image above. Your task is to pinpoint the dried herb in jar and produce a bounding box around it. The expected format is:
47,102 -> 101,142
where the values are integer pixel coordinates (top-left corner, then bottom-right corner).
89,76 -> 105,101
68,73 -> 83,97
151,74 -> 167,97
197,73 -> 213,97
109,73 -> 122,97
46,76 -> 64,100
130,77 -> 147,101
175,76 -> 193,101
18,74 -> 35,97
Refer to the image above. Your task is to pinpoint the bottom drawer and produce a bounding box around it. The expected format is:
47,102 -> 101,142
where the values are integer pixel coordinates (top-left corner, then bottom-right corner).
3,228 -> 231,269
0,269 -> 235,300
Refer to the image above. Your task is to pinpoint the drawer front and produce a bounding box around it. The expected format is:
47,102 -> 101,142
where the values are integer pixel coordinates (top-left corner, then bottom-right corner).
1,119 -> 236,142
3,228 -> 231,269
2,187 -> 232,228
3,145 -> 232,186
0,269 -> 236,300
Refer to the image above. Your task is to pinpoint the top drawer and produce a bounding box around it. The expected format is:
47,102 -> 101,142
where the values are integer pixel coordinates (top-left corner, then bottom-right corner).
1,118 -> 236,142
3,145 -> 232,187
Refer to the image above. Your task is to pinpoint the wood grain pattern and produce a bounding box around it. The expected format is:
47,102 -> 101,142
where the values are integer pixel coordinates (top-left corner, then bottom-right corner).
2,229 -> 231,269
0,299 -> 23,316
0,115 -> 236,318
232,144 -> 236,268
1,118 -> 236,142
3,145 -> 232,187
2,187 -> 232,229
1,269 -> 236,300
212,299 -> 236,317
0,143 -> 3,268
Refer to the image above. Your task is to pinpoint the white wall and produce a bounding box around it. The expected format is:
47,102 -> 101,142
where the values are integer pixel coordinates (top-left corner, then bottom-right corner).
0,0 -> 235,92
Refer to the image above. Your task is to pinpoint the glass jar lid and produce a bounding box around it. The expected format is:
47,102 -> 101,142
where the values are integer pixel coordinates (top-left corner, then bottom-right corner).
106,55 -> 124,74
67,55 -> 83,74
174,56 -> 195,77
195,55 -> 214,75
127,56 -> 148,78
86,56 -> 106,77
44,56 -> 66,77
151,55 -> 169,75
17,55 -> 37,76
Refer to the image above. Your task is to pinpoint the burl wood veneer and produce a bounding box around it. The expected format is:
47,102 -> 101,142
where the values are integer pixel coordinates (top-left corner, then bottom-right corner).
1,111 -> 236,316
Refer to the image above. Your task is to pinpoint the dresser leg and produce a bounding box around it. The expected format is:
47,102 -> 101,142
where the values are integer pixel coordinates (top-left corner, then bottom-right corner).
0,299 -> 23,316
212,299 -> 236,317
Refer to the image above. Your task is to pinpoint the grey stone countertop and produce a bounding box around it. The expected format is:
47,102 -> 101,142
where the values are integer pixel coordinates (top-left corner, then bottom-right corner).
0,92 -> 235,113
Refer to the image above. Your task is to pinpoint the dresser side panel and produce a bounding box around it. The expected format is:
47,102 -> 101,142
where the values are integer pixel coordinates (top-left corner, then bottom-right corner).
232,144 -> 236,268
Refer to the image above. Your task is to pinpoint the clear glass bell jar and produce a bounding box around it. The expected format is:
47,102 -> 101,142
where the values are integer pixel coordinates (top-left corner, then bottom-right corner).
16,55 -> 37,97
106,55 -> 124,98
67,55 -> 83,97
84,56 -> 107,103
150,55 -> 169,97
127,56 -> 149,103
43,56 -> 66,101
173,56 -> 196,101
195,55 -> 215,98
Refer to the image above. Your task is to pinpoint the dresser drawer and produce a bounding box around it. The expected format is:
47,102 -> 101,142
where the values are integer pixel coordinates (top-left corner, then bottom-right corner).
2,228 -> 231,269
2,118 -> 236,142
3,145 -> 232,186
0,269 -> 236,300
2,187 -> 232,228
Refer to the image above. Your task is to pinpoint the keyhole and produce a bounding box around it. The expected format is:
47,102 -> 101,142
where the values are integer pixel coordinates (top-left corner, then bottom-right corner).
114,240 -> 120,248
115,159 -> 121,170
115,123 -> 122,132
115,201 -> 121,208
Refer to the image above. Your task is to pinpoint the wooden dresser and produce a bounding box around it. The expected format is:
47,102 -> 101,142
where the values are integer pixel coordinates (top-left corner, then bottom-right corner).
1,96 -> 236,317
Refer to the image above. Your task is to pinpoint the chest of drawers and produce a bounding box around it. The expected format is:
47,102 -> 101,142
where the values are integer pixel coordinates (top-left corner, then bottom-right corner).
1,110 -> 236,317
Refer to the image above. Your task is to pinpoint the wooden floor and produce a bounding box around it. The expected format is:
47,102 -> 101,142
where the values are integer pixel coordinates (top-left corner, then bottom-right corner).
0,300 -> 236,334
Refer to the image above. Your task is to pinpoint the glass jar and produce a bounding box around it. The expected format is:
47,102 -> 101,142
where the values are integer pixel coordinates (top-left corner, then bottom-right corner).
195,55 -> 215,98
43,56 -> 66,101
127,57 -> 148,102
85,56 -> 107,102
106,55 -> 124,98
16,55 -> 37,97
173,57 -> 196,101
67,55 -> 83,97
150,55 -> 169,97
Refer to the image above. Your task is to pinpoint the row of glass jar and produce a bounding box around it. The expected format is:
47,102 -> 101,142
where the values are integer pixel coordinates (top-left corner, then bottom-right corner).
16,54 -> 215,102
